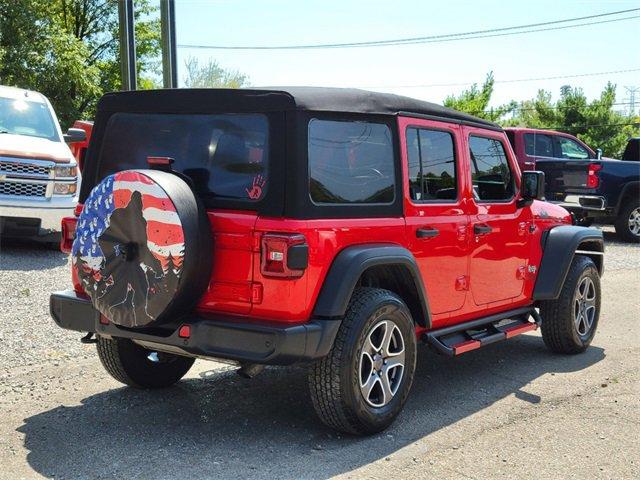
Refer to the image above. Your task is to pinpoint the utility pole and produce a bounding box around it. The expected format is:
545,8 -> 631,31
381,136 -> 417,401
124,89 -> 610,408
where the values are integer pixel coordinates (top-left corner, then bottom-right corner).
160,0 -> 178,88
118,1 -> 137,91
624,86 -> 639,116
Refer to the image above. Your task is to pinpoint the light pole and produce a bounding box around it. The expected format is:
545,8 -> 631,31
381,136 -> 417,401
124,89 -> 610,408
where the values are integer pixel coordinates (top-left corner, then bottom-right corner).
118,0 -> 137,91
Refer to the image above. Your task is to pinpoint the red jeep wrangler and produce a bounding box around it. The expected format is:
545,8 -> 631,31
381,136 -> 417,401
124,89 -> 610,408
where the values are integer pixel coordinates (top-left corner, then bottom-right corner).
50,88 -> 604,435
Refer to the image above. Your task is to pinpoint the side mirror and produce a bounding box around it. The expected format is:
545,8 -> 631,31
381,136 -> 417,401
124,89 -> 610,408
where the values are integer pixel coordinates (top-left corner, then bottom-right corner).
518,170 -> 545,207
596,148 -> 602,160
63,127 -> 87,144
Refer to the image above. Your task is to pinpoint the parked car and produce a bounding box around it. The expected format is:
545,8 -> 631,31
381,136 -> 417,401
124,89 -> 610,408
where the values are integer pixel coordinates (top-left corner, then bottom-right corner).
506,127 -> 640,242
0,85 -> 84,243
50,88 -> 604,435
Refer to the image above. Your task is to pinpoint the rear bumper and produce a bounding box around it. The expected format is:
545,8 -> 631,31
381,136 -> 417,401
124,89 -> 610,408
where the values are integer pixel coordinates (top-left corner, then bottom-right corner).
557,195 -> 607,211
49,290 -> 340,365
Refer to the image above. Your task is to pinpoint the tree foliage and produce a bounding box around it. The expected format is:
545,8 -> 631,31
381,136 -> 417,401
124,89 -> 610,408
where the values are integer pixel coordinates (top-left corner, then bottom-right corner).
0,0 -> 164,128
183,57 -> 249,89
445,73 -> 640,157
443,72 -> 516,122
505,83 -> 638,158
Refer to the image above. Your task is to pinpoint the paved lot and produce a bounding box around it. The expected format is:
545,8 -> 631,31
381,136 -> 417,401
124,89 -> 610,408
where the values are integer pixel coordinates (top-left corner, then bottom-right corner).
0,228 -> 638,479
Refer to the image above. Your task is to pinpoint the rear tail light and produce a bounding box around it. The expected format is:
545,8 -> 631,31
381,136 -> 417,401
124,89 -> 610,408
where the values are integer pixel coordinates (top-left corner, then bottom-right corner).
587,163 -> 602,188
261,233 -> 308,278
147,156 -> 174,169
60,216 -> 78,253
60,204 -> 83,253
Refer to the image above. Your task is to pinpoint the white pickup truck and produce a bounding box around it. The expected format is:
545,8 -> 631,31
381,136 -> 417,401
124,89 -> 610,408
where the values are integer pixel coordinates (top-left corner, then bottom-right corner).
0,85 -> 84,244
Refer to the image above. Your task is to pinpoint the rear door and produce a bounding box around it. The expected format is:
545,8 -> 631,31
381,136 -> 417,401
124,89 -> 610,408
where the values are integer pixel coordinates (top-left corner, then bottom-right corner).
399,117 -> 470,318
464,127 -> 531,307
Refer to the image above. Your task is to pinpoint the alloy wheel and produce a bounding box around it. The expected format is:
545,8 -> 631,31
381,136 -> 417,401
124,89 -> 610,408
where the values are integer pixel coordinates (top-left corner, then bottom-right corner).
628,207 -> 640,237
574,276 -> 597,336
359,320 -> 406,408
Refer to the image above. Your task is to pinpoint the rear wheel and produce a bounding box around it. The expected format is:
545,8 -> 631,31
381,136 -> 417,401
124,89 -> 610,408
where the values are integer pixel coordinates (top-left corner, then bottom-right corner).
540,255 -> 601,354
615,198 -> 640,243
308,288 -> 417,435
96,336 -> 194,388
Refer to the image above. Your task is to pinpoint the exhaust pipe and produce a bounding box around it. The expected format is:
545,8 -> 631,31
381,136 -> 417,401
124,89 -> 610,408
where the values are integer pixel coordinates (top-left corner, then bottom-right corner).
237,363 -> 265,379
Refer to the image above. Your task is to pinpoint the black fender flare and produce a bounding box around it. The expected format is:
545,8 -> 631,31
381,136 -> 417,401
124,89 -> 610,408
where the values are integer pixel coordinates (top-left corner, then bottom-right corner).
312,244 -> 431,327
532,225 -> 604,301
615,181 -> 640,215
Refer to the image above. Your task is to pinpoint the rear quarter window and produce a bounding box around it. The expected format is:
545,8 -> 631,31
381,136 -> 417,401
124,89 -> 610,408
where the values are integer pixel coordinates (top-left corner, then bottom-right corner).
97,112 -> 269,202
308,119 -> 395,204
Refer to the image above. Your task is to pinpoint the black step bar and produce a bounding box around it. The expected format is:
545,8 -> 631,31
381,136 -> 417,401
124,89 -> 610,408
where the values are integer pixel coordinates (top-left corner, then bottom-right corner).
423,307 -> 542,357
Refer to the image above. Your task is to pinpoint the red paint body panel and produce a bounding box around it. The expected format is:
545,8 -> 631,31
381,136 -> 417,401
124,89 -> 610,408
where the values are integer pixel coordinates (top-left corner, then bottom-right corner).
463,125 -> 531,308
505,127 -> 596,171
398,117 -> 470,319
67,116 -> 574,339
68,120 -> 93,172
195,211 -> 257,315
251,216 -> 406,322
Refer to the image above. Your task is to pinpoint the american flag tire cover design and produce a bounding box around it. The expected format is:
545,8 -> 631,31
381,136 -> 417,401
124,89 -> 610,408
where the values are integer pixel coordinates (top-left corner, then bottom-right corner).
72,171 -> 185,327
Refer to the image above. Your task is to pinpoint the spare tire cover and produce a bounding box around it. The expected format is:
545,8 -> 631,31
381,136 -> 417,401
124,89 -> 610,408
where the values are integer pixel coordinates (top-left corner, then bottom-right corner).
72,169 -> 212,328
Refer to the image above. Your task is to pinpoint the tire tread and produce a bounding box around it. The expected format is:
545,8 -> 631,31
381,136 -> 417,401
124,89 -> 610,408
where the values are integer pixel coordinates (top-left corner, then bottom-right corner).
540,255 -> 599,354
308,288 -> 410,435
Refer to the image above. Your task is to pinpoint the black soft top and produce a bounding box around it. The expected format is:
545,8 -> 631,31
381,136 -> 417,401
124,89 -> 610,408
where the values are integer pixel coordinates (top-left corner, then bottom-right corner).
97,86 -> 498,128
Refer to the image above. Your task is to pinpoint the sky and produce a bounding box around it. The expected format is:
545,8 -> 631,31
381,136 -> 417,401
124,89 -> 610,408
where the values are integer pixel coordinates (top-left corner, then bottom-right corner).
174,0 -> 640,112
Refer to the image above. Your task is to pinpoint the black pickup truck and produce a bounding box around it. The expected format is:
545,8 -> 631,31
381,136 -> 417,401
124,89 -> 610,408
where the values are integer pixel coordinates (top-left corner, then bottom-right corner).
506,129 -> 640,242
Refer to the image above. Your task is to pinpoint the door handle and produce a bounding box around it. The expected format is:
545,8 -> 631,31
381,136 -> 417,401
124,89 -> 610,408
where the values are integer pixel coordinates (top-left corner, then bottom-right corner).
473,223 -> 493,235
416,227 -> 439,238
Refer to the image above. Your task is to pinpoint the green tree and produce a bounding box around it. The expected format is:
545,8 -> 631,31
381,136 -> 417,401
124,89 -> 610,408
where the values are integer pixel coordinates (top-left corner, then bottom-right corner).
0,0 -> 161,128
507,83 -> 639,157
444,71 -> 639,157
183,56 -> 249,88
443,72 -> 516,122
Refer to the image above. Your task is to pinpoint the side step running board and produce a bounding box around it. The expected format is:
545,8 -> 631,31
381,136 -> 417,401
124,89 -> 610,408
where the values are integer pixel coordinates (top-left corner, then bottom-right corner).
423,307 -> 542,357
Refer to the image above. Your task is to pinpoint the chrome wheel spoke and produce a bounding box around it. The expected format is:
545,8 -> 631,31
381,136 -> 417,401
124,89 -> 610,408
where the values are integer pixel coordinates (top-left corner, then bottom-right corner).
584,305 -> 596,329
574,277 -> 597,336
384,353 -> 405,370
629,208 -> 640,236
363,335 -> 379,356
359,352 -> 374,385
358,318 -> 407,408
380,369 -> 395,403
380,322 -> 395,356
361,374 -> 382,404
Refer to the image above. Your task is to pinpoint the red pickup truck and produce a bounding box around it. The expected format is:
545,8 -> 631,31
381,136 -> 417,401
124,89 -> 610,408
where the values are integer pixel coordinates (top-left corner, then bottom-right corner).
506,127 -> 640,241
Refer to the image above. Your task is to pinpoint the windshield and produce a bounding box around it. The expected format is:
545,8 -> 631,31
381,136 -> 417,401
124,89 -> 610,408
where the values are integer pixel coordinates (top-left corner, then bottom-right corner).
0,97 -> 60,141
98,112 -> 269,202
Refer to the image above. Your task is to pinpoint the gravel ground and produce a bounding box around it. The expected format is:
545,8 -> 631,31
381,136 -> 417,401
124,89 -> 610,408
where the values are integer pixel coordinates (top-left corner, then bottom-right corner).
0,226 -> 638,479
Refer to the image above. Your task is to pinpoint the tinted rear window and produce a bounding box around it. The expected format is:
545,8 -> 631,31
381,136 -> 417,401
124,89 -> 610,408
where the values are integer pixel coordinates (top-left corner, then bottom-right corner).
98,113 -> 269,201
308,119 -> 395,204
524,133 -> 553,157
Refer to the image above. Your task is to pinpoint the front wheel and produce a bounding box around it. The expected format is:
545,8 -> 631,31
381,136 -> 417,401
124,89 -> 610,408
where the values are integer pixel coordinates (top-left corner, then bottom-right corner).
540,255 -> 601,354
308,288 -> 417,435
615,199 -> 640,243
96,336 -> 195,388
